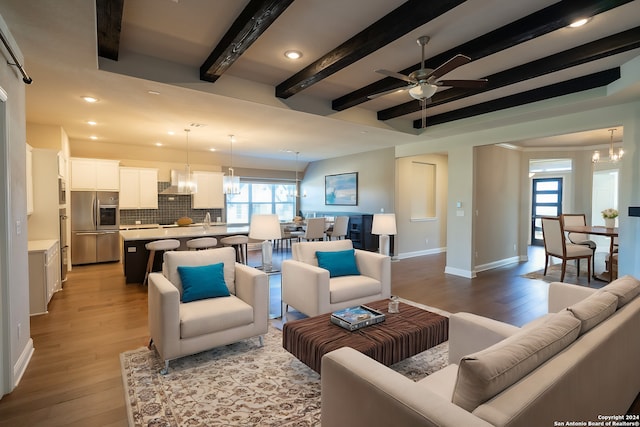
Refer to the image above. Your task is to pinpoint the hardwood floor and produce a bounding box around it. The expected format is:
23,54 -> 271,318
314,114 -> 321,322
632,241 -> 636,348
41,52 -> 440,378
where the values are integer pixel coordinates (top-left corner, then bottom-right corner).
0,246 -> 636,425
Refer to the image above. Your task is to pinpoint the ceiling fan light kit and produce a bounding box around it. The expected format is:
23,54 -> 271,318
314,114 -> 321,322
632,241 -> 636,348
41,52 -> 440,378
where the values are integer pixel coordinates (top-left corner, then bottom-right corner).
369,35 -> 488,128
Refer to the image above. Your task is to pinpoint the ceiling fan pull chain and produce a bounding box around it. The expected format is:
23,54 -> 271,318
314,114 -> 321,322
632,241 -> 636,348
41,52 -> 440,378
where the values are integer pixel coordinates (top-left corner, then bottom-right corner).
421,99 -> 427,129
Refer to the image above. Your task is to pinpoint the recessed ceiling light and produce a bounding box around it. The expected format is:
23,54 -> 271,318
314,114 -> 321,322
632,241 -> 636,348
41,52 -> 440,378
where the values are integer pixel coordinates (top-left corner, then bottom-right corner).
87,121 -> 97,126
147,90 -> 161,95
82,96 -> 98,103
284,50 -> 302,60
155,142 -> 163,147
89,135 -> 98,140
568,18 -> 590,28
167,131 -> 175,135
209,148 -> 216,152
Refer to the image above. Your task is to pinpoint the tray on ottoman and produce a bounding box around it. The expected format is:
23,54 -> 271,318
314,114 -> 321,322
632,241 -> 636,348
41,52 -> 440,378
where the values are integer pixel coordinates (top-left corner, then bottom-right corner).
282,299 -> 448,373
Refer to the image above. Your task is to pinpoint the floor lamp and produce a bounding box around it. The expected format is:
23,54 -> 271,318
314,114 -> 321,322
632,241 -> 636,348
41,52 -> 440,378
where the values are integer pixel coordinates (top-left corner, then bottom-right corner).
372,213 -> 397,256
249,214 -> 282,272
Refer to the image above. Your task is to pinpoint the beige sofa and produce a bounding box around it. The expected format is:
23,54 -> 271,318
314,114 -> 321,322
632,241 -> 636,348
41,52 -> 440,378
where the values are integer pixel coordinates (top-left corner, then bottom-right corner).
321,276 -> 640,427
148,247 -> 269,373
281,239 -> 391,321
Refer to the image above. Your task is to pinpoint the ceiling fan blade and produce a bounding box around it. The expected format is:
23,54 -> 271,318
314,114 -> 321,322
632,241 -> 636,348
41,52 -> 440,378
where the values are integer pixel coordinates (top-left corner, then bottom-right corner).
428,54 -> 472,79
367,85 -> 412,99
375,69 -> 415,84
436,79 -> 488,88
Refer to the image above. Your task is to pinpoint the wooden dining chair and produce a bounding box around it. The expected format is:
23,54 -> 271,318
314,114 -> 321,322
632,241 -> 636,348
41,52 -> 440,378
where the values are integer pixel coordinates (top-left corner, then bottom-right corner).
301,217 -> 326,241
541,216 -> 592,284
560,213 -> 596,273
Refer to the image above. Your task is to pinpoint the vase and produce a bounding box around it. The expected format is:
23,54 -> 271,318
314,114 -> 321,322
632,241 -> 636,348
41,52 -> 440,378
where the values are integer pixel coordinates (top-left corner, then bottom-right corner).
604,218 -> 616,228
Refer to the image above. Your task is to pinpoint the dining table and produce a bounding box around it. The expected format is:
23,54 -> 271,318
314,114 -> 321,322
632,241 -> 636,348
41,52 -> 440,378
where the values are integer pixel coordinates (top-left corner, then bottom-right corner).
563,225 -> 618,282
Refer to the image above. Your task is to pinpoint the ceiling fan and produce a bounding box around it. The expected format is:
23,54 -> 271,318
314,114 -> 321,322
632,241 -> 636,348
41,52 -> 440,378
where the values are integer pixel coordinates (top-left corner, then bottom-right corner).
369,36 -> 488,127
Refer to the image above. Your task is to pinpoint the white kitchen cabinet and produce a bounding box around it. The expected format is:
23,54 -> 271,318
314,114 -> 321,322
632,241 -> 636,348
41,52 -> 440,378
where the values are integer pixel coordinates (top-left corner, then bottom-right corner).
119,167 -> 158,209
192,171 -> 224,208
70,157 -> 120,191
26,144 -> 34,215
28,239 -> 61,315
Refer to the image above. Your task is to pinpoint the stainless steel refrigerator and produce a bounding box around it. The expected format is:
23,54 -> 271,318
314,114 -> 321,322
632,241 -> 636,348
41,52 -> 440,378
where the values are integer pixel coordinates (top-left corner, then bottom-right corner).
71,191 -> 120,265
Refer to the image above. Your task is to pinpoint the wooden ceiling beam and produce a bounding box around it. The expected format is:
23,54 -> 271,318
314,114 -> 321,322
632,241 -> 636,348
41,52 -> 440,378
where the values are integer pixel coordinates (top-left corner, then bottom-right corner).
413,68 -> 621,129
274,0 -> 466,99
379,26 -> 640,120
333,0 -> 634,112
200,0 -> 294,83
96,0 -> 124,61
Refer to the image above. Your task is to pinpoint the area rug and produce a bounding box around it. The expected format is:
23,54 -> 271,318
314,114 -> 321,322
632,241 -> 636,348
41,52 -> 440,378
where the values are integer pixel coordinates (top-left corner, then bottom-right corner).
121,324 -> 449,427
522,262 -> 589,283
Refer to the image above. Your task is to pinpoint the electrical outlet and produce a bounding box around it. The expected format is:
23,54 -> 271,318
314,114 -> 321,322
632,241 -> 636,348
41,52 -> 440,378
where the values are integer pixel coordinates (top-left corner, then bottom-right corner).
17,323 -> 21,339
475,251 -> 478,258
425,238 -> 429,245
513,243 -> 517,252
16,220 -> 21,235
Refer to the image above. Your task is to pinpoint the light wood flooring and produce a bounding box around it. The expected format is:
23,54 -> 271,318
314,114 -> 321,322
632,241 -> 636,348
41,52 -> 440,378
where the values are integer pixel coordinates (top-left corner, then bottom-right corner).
0,246 -> 636,425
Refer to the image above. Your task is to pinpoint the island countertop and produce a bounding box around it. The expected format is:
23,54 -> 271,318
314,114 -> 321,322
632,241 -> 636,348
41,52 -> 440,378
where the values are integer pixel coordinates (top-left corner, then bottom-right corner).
119,225 -> 250,241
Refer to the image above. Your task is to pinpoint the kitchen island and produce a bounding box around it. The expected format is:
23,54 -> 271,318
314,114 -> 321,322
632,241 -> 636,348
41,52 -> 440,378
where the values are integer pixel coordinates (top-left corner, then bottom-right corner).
120,225 -> 250,284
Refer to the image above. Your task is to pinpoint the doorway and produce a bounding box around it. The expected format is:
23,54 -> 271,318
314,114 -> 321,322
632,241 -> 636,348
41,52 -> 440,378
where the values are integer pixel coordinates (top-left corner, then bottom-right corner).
531,177 -> 563,246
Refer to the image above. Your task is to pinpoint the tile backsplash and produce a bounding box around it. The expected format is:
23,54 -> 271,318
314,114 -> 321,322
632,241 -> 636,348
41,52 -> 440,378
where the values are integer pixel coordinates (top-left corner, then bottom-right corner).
119,182 -> 223,225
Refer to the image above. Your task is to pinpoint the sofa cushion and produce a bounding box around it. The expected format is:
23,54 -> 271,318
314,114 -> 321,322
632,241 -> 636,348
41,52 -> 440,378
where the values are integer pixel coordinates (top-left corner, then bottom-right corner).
292,240 -> 354,266
316,249 -> 361,277
566,291 -> 618,335
178,262 -> 230,303
598,275 -> 640,308
329,275 -> 382,304
452,311 -> 581,412
180,295 -> 253,339
164,247 -> 237,295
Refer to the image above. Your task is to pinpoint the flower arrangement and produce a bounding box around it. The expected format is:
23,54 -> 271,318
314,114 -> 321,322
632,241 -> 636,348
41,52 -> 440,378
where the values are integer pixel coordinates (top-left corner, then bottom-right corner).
601,208 -> 619,219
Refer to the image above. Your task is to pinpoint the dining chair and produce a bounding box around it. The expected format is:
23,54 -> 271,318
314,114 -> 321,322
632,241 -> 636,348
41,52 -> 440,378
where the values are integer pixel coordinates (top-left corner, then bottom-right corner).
541,216 -> 592,284
326,216 -> 349,240
301,217 -> 326,241
560,213 -> 596,273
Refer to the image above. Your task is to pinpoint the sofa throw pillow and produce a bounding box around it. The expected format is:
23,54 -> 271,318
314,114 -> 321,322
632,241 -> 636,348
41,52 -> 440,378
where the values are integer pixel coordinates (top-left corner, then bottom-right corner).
598,275 -> 640,308
566,291 -> 618,335
316,249 -> 360,278
178,262 -> 230,303
452,311 -> 581,412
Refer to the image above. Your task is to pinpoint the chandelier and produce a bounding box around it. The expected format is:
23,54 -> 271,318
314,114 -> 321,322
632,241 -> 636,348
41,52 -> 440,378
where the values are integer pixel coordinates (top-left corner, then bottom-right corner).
592,129 -> 623,163
223,134 -> 240,194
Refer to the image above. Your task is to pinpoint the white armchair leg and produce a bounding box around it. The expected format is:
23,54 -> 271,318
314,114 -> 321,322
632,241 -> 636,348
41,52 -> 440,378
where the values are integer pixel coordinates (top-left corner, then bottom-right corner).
160,360 -> 170,375
282,302 -> 288,323
258,335 -> 264,347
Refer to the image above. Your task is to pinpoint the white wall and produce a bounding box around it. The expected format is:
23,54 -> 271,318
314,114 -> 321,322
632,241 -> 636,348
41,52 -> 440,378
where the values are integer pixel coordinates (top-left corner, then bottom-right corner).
395,153 -> 448,257
301,148 -> 395,216
0,14 -> 32,398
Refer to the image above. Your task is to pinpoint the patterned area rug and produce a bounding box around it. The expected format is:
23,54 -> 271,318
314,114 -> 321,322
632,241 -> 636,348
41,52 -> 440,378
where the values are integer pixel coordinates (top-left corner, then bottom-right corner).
121,324 -> 449,426
522,262 -> 590,283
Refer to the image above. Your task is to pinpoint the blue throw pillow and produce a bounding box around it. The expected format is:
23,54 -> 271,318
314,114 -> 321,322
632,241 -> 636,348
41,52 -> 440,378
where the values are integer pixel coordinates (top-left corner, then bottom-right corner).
316,249 -> 360,278
178,262 -> 230,303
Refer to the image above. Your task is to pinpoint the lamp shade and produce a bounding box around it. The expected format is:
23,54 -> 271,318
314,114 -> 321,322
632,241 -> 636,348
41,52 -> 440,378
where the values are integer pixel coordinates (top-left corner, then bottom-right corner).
371,213 -> 397,235
249,214 -> 282,240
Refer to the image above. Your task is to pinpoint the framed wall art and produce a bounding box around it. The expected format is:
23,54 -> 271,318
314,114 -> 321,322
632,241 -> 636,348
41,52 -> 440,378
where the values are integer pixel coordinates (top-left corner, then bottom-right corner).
325,172 -> 358,206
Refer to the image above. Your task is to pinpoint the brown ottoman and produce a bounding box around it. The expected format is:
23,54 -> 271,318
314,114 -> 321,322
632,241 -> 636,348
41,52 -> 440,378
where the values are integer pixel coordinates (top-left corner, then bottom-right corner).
282,299 -> 448,373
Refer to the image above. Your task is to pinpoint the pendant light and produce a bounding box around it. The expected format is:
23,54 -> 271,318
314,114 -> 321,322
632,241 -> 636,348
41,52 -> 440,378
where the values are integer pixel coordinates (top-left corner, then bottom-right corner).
592,128 -> 623,163
178,128 -> 197,193
224,134 -> 240,194
291,151 -> 300,198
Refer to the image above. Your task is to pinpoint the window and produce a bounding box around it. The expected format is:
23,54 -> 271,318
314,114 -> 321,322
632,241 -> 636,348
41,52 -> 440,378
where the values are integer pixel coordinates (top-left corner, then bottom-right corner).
226,181 -> 296,224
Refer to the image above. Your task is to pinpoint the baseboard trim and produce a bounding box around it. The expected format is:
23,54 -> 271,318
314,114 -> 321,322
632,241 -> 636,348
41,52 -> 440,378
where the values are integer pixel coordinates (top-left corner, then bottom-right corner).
444,266 -> 476,278
475,256 -> 521,273
13,338 -> 34,389
396,247 -> 446,260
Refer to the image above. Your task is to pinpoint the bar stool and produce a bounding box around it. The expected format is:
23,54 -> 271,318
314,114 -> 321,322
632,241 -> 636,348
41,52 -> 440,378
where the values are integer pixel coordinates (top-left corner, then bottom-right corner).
186,237 -> 217,250
220,235 -> 249,264
144,239 -> 180,286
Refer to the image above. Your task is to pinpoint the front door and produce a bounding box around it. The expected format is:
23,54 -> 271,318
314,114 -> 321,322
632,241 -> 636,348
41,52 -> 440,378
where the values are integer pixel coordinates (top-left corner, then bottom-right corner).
531,178 -> 563,246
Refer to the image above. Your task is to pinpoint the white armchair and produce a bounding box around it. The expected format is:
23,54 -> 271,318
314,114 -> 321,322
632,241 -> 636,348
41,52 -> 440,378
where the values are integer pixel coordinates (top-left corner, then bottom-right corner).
148,247 -> 269,373
281,240 -> 391,321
